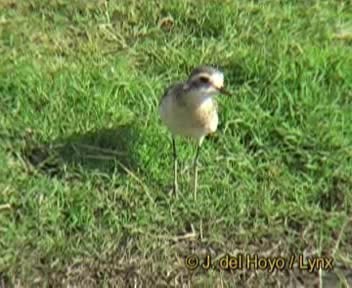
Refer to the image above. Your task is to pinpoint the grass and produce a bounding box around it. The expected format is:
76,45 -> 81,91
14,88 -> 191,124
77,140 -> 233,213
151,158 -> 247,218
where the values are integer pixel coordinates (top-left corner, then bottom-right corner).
1,0 -> 352,286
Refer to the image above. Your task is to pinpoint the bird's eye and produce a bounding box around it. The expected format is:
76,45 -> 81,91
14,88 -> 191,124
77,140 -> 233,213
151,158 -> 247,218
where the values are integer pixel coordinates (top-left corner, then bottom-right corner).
199,76 -> 209,83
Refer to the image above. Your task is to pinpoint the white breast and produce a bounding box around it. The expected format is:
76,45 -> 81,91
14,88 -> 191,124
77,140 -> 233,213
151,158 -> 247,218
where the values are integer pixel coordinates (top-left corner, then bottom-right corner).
160,93 -> 218,140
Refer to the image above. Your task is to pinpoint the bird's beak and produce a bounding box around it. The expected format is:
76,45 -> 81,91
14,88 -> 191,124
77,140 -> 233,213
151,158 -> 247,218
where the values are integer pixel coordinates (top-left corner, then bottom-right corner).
217,86 -> 231,96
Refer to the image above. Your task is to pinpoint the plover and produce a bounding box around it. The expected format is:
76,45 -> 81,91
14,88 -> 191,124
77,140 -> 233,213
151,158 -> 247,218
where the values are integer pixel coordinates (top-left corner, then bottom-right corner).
159,65 -> 230,199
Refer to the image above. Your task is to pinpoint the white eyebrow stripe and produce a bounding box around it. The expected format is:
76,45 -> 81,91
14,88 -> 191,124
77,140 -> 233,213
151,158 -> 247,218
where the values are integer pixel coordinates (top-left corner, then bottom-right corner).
189,73 -> 211,82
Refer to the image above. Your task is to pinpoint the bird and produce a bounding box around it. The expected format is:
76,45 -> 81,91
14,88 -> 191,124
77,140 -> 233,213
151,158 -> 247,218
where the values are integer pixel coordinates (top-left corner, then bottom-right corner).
159,65 -> 231,200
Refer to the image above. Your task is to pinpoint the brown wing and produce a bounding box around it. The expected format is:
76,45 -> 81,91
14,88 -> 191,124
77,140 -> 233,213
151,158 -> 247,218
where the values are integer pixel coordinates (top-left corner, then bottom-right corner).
160,82 -> 185,104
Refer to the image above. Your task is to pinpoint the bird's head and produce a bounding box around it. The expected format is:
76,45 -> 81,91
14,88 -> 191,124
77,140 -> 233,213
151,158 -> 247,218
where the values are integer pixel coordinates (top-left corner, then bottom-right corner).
185,65 -> 231,97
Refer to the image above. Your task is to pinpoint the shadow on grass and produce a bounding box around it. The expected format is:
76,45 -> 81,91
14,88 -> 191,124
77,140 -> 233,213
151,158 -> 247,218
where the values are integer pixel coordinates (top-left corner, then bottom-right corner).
23,124 -> 142,179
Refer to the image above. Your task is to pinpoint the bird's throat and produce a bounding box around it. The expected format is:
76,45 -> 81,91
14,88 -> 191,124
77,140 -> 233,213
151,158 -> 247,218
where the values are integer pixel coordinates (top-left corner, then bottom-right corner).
183,91 -> 215,109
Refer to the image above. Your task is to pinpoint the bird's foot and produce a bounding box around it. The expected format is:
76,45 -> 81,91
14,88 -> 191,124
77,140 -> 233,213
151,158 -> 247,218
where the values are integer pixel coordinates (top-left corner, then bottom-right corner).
168,185 -> 179,198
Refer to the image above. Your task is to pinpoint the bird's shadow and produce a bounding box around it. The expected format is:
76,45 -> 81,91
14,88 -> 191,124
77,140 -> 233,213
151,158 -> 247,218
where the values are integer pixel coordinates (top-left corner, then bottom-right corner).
23,124 -> 142,180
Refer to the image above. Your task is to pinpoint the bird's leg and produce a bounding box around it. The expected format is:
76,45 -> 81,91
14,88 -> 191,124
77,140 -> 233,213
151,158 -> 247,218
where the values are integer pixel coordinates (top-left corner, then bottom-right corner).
193,137 -> 203,200
172,136 -> 178,197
